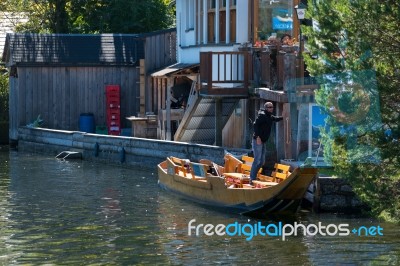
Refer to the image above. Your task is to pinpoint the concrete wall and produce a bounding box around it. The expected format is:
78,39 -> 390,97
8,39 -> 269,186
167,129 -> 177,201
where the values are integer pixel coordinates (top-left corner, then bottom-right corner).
17,127 -> 226,169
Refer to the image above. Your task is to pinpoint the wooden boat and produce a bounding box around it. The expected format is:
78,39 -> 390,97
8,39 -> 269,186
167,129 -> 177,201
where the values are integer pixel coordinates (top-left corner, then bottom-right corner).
157,154 -> 318,217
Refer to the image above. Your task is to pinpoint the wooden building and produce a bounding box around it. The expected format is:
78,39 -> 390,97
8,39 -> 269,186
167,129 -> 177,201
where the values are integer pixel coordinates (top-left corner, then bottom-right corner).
2,29 -> 176,142
153,0 -> 318,163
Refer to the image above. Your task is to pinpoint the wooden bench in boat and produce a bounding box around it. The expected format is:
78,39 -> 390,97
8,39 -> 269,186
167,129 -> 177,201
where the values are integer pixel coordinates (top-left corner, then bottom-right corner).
264,163 -> 291,183
255,163 -> 291,187
223,153 -> 242,173
167,157 -> 209,181
240,155 -> 291,182
238,156 -> 292,188
241,155 -> 262,176
168,156 -> 190,177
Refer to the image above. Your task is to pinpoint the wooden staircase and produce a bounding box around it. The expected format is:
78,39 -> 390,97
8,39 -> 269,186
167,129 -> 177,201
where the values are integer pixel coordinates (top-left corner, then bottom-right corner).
174,81 -> 240,145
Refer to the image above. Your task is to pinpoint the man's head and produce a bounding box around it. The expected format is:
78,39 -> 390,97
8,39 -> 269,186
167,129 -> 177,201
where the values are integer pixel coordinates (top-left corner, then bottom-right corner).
264,102 -> 274,113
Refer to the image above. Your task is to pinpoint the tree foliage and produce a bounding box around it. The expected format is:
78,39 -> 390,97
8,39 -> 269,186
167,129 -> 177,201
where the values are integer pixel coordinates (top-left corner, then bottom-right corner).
304,0 -> 400,223
1,0 -> 175,34
0,67 -> 9,122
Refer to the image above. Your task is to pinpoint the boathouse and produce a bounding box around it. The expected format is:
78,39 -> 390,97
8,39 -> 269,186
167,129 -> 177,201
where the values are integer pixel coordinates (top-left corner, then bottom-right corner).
2,29 -> 176,142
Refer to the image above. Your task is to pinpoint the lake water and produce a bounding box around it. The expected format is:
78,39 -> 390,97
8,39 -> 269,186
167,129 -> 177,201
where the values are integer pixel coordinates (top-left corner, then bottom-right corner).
0,149 -> 399,265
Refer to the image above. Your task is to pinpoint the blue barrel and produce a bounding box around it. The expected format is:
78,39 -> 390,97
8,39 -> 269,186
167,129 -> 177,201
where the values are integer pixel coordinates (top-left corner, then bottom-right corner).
79,113 -> 95,133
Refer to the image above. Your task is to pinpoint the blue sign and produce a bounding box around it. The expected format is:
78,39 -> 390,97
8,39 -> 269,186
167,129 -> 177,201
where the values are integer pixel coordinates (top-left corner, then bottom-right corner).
272,8 -> 293,30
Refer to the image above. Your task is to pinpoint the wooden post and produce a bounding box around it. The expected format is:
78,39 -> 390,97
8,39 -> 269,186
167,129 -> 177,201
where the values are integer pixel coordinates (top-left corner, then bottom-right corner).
166,78 -> 173,140
139,59 -> 145,115
275,102 -> 285,160
282,103 -> 292,159
290,102 -> 298,160
242,99 -> 248,149
215,98 -> 222,146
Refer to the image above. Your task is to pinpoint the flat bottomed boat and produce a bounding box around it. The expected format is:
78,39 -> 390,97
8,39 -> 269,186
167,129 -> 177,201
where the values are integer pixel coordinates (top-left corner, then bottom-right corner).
157,154 -> 318,217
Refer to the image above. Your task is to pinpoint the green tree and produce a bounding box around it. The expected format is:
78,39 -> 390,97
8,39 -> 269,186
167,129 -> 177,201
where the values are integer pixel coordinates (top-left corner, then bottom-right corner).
0,67 -> 9,122
304,0 -> 400,223
68,0 -> 175,33
1,0 -> 174,34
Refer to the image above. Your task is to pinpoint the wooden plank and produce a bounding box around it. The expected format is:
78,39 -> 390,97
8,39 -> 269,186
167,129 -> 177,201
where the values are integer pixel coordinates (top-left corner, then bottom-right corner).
63,67 -> 70,129
9,76 -> 18,140
41,67 -> 49,127
98,67 -> 106,126
30,68 -> 38,124
18,68 -> 26,127
25,68 -> 33,125
154,35 -> 160,70
37,67 -> 42,125
276,163 -> 290,172
140,59 -> 145,114
52,67 -> 59,128
164,32 -> 169,66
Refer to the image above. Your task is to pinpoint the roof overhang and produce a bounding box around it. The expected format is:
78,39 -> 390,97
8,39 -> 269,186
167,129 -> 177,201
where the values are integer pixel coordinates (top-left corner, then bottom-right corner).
151,63 -> 199,78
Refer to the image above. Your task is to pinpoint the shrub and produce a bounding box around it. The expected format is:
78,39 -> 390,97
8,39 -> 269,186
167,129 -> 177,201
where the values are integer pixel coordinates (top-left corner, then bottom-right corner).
0,67 -> 9,122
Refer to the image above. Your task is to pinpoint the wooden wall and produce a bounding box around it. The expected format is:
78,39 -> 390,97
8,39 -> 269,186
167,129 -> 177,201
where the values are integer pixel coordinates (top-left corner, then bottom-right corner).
222,99 -> 247,148
8,29 -> 177,141
144,31 -> 177,113
10,66 -> 139,139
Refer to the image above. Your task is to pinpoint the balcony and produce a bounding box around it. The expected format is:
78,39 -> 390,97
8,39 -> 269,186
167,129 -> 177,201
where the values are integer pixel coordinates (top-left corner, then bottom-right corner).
199,51 -> 250,97
199,45 -> 316,102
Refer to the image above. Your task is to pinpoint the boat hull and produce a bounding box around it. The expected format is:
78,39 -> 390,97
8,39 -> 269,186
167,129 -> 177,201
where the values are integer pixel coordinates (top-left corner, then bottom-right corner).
157,161 -> 318,217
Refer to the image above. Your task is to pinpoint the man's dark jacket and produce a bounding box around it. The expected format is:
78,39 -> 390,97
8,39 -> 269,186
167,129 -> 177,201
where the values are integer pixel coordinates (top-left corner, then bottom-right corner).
253,109 -> 283,143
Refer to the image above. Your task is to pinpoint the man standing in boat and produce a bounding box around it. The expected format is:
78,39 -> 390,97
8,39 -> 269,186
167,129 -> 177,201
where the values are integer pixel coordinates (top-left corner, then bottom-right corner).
250,102 -> 283,185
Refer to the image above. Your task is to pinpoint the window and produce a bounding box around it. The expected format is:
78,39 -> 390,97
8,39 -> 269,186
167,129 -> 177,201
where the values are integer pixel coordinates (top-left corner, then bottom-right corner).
255,0 -> 293,41
186,0 -> 195,30
208,0 -> 236,44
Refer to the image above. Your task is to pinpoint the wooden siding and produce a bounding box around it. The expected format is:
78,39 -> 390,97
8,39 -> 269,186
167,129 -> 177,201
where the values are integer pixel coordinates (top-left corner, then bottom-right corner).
144,31 -> 177,113
7,30 -> 177,141
10,66 -> 139,139
222,99 -> 246,148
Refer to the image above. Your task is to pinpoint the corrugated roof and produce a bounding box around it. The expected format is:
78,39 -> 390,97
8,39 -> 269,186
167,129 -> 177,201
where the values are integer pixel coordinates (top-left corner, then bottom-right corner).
2,33 -> 145,67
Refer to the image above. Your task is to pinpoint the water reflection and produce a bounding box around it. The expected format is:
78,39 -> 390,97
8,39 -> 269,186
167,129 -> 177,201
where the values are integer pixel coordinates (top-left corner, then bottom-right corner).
0,150 -> 399,265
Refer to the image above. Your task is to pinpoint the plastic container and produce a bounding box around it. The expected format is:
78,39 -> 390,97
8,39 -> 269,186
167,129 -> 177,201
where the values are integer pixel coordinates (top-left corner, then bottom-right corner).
79,113 -> 95,133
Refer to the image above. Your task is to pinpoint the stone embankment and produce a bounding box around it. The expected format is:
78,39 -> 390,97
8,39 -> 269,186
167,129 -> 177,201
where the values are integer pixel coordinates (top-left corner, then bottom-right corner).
316,177 -> 368,213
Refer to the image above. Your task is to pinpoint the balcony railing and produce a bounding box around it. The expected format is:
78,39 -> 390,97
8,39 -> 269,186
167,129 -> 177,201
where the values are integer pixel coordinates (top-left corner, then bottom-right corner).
200,45 -> 311,99
200,51 -> 250,97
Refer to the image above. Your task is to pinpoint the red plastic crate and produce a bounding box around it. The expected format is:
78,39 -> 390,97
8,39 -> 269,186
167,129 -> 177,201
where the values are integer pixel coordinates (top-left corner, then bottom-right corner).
107,119 -> 121,126
106,95 -> 120,102
108,127 -> 121,135
107,114 -> 120,121
105,85 -> 120,95
107,102 -> 120,109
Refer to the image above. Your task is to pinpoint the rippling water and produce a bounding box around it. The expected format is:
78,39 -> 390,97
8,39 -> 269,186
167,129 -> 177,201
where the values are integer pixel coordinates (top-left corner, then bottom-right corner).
0,150 -> 399,265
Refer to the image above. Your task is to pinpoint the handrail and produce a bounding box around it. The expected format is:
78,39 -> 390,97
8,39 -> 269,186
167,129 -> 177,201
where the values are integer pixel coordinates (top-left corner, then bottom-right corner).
200,51 -> 249,96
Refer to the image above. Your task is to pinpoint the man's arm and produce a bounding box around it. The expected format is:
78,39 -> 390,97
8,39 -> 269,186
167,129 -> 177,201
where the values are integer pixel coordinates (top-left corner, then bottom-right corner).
272,115 -> 283,122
